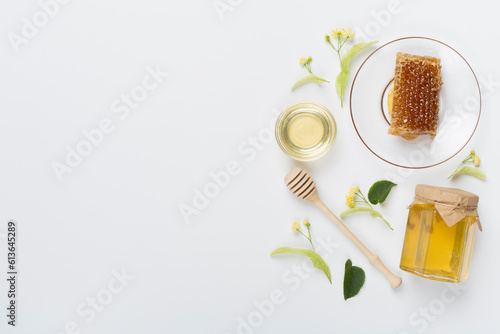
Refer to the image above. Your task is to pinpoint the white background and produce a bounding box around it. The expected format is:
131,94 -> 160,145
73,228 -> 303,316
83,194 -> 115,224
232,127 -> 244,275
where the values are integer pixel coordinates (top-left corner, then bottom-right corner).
0,0 -> 498,333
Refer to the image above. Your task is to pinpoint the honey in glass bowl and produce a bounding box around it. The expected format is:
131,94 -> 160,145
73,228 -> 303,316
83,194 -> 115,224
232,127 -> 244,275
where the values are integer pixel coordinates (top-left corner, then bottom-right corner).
275,101 -> 336,161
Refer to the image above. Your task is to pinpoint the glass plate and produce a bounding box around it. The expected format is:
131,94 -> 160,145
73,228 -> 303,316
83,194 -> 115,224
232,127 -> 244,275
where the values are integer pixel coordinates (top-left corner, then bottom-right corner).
350,37 -> 481,169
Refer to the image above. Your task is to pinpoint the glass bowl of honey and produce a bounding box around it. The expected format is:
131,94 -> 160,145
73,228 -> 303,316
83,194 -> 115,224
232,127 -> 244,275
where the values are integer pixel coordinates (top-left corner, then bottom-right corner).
350,37 -> 481,169
275,101 -> 337,161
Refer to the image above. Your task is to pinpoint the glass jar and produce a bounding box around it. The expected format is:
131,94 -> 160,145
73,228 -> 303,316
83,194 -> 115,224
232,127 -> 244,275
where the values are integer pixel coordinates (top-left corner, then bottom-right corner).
275,101 -> 336,161
400,185 -> 481,283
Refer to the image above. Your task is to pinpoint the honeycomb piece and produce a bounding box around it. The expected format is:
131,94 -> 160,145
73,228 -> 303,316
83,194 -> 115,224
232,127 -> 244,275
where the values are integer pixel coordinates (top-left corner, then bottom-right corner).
388,52 -> 443,140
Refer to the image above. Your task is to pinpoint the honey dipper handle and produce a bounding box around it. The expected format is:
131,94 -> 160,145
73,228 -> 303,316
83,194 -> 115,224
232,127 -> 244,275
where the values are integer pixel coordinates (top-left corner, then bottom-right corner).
313,198 -> 402,289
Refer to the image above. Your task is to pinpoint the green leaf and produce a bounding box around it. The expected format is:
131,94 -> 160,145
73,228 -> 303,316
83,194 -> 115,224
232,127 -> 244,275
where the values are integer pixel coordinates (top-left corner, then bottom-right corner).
451,166 -> 487,180
340,207 -> 393,230
343,259 -> 365,300
270,247 -> 332,283
291,74 -> 330,90
335,41 -> 378,106
368,180 -> 397,205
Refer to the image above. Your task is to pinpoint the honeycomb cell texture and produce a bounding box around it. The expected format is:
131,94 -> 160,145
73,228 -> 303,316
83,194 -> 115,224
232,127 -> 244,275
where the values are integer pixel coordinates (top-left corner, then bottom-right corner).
388,52 -> 443,140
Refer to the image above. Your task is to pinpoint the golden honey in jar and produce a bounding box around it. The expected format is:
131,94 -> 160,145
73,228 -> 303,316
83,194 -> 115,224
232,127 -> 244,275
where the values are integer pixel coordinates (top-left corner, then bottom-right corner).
400,185 -> 481,283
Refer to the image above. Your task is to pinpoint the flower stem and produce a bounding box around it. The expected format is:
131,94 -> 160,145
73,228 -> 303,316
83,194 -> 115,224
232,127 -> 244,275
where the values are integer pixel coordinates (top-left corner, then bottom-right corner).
380,216 -> 394,230
327,39 -> 338,52
298,229 -> 316,252
448,153 -> 473,179
306,225 -> 316,252
304,63 -> 312,74
336,36 -> 342,63
357,190 -> 374,209
340,36 -> 349,49
308,238 -> 316,253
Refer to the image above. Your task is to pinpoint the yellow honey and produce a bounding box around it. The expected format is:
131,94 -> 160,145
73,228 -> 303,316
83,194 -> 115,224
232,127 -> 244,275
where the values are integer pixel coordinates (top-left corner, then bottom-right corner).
275,101 -> 336,161
286,113 -> 325,149
400,185 -> 480,283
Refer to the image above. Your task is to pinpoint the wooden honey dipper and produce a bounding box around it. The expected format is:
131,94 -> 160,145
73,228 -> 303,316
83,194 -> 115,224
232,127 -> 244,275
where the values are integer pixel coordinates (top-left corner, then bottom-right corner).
285,167 -> 402,289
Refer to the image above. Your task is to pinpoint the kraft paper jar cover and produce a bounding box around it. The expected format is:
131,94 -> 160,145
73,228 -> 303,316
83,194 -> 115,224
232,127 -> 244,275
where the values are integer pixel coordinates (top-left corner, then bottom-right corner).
409,184 -> 481,231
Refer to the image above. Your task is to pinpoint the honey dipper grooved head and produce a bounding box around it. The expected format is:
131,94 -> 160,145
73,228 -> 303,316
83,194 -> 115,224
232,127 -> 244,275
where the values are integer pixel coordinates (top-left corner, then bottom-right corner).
284,168 -> 318,202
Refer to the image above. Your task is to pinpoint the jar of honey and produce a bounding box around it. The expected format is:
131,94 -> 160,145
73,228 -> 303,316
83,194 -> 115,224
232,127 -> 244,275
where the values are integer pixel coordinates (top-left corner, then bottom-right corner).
400,185 -> 481,283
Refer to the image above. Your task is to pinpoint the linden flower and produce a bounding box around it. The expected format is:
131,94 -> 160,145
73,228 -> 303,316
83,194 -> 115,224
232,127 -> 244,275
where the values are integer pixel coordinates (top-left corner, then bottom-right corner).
292,56 -> 329,90
346,195 -> 355,208
303,219 -> 311,227
331,28 -> 342,37
291,222 -> 301,232
349,187 -> 359,195
342,28 -> 354,38
324,35 -> 330,42
448,149 -> 486,180
331,28 -> 354,38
